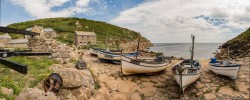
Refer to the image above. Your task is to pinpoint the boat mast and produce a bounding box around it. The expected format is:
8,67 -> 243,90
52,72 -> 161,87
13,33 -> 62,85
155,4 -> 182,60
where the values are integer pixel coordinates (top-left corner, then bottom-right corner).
191,35 -> 195,68
227,46 -> 230,60
105,33 -> 108,51
136,37 -> 141,59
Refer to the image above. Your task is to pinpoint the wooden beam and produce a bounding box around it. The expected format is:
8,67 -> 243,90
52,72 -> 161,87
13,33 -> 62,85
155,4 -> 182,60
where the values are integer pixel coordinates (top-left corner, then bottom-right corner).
0,26 -> 39,36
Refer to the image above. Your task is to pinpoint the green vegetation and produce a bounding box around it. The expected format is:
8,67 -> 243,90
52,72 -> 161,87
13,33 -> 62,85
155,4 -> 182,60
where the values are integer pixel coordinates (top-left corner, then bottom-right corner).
222,28 -> 250,54
0,57 -> 56,100
225,28 -> 250,44
7,17 -> 141,47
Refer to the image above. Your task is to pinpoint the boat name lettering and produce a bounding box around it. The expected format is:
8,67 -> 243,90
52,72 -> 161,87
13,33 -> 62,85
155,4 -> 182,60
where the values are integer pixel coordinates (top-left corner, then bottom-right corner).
104,54 -> 113,58
130,60 -> 140,65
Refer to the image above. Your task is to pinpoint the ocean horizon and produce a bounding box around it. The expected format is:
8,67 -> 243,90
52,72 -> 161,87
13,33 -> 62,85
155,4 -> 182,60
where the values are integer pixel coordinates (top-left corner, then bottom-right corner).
149,43 -> 223,59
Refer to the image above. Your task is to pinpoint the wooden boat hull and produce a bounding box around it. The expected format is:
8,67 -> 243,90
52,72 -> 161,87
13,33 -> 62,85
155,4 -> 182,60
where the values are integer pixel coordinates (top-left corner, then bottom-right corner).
97,51 -> 121,62
173,71 -> 201,91
97,50 -> 137,63
209,63 -> 240,79
121,56 -> 169,75
172,60 -> 201,92
90,48 -> 98,56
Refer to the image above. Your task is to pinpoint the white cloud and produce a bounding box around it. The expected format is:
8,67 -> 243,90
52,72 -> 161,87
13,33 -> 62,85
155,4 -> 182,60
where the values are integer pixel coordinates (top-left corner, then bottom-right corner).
10,0 -> 96,19
110,0 -> 250,43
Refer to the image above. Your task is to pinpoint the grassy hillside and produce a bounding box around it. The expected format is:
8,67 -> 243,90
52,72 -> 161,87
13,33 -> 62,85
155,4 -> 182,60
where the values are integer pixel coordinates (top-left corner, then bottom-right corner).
224,28 -> 250,44
7,17 -> 145,47
222,28 -> 250,57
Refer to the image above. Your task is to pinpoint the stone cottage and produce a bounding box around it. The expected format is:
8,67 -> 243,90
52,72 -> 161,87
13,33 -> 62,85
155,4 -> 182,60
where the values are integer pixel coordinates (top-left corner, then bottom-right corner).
8,39 -> 28,48
25,25 -> 57,39
0,33 -> 12,47
75,31 -> 96,48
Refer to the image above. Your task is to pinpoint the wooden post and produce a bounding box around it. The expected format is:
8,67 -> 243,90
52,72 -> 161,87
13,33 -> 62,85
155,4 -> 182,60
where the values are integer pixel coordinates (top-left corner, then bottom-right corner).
105,33 -> 108,51
136,37 -> 141,59
228,46 -> 230,60
191,35 -> 195,68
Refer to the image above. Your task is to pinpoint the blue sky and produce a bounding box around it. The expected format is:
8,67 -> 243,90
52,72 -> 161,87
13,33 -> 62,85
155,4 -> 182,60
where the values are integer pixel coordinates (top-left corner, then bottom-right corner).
1,0 -> 250,43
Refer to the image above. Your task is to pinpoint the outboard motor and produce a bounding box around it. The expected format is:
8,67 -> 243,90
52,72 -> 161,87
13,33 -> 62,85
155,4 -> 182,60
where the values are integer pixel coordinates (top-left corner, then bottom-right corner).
156,55 -> 165,62
75,59 -> 87,70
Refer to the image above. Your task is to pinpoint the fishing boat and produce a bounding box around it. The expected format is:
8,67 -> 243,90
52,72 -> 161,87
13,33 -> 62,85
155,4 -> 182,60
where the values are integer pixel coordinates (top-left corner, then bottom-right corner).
172,35 -> 201,92
209,47 -> 241,79
90,48 -> 103,56
121,56 -> 169,75
90,47 -> 122,57
121,38 -> 170,75
98,50 -> 137,64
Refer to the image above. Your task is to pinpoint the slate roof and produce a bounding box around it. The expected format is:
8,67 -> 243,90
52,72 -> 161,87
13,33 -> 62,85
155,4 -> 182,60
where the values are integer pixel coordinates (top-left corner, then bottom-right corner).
43,28 -> 55,32
9,39 -> 28,44
75,31 -> 96,36
25,28 -> 32,31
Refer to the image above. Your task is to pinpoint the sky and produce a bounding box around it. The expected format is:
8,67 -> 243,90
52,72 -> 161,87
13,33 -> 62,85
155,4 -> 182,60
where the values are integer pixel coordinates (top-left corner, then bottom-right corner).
1,0 -> 250,43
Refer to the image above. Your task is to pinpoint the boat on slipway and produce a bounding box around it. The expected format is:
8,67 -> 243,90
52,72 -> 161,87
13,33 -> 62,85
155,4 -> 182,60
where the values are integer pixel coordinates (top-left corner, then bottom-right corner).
90,48 -> 103,56
121,56 -> 169,75
209,47 -> 241,79
121,37 -> 170,75
172,35 -> 201,92
97,49 -> 137,64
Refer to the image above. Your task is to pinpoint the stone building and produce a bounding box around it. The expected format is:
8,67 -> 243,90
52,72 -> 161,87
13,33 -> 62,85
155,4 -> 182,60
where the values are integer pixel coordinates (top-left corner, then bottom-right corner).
0,33 -> 12,47
75,31 -> 96,48
43,28 -> 57,39
25,25 -> 57,39
8,39 -> 28,48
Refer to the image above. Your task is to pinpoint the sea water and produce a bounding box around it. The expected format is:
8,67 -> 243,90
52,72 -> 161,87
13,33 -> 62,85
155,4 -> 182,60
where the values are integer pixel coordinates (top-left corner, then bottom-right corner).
149,43 -> 222,59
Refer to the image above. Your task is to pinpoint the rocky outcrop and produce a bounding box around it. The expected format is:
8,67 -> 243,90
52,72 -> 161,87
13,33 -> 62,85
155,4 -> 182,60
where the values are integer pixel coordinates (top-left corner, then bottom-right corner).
53,68 -> 95,89
119,36 -> 152,53
51,64 -> 95,99
15,88 -> 58,100
16,63 -> 96,100
219,28 -> 250,59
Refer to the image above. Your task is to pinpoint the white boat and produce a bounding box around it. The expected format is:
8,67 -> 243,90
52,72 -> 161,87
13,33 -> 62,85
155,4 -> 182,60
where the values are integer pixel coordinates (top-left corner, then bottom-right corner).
172,59 -> 201,92
209,46 -> 241,79
90,48 -> 103,56
121,37 -> 170,75
209,59 -> 241,79
121,56 -> 170,75
172,35 -> 201,92
97,50 -> 137,64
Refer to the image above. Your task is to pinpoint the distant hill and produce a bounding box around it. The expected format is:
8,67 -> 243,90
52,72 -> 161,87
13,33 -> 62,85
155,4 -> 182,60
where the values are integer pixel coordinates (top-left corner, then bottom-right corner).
221,28 -> 250,58
7,17 -> 151,49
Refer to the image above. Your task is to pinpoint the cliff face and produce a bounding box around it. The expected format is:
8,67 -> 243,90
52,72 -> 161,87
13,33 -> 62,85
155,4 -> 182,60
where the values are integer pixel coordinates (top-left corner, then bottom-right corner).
119,36 -> 152,52
220,28 -> 250,58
